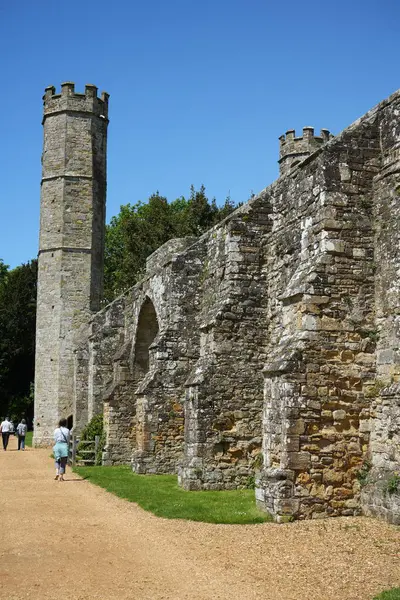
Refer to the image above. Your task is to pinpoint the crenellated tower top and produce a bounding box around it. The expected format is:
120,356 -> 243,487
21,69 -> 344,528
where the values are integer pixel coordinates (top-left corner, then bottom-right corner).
278,127 -> 333,175
43,82 -> 109,121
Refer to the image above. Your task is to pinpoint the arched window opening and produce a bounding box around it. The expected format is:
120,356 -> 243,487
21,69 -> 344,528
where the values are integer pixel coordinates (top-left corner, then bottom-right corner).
67,414 -> 73,430
133,298 -> 159,377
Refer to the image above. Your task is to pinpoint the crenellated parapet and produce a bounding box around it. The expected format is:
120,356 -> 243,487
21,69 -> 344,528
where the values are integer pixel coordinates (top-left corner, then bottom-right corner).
43,82 -> 109,121
278,127 -> 333,175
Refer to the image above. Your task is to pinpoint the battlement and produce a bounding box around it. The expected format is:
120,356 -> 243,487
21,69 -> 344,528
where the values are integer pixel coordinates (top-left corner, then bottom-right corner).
43,82 -> 109,120
279,127 -> 333,175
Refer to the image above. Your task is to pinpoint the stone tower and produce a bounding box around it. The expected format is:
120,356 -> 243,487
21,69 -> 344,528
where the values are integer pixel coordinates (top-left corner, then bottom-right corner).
34,82 -> 109,446
278,127 -> 333,175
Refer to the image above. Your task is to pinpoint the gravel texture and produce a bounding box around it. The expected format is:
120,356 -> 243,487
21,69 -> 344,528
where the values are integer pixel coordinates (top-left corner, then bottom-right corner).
1,437 -> 399,600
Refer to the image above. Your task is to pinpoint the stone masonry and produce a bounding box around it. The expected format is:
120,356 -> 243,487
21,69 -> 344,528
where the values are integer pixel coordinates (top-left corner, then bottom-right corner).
34,83 -> 108,446
35,83 -> 400,522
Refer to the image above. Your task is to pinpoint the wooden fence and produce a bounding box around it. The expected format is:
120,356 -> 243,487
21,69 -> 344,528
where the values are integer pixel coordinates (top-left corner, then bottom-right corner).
68,435 -> 100,467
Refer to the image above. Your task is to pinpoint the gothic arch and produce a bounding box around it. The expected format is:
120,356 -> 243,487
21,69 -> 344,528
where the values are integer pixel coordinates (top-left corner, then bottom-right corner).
132,297 -> 159,377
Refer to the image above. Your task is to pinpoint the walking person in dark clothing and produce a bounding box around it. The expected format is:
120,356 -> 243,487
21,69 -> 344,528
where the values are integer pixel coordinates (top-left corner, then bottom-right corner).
0,417 -> 12,450
17,419 -> 28,450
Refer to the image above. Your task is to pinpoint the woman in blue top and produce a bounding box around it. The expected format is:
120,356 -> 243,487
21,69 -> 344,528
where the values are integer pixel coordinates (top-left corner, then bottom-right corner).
53,418 -> 70,481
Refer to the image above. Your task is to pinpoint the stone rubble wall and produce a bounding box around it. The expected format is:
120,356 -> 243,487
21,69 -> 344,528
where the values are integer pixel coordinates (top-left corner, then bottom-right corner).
77,197 -> 271,485
179,197 -> 271,490
256,94 -> 384,520
146,237 -> 197,274
73,345 -> 89,434
76,240 -> 204,470
361,92 -> 400,523
130,243 -> 204,473
70,88 -> 400,522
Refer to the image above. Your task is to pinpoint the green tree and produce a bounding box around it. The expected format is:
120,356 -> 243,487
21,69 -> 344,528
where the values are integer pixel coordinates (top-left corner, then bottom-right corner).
104,187 -> 238,302
0,259 -> 8,284
0,260 -> 37,421
104,193 -> 175,299
180,185 -> 219,235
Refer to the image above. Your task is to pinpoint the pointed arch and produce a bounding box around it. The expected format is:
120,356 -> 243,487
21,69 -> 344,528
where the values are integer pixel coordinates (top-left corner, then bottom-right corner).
133,297 -> 159,377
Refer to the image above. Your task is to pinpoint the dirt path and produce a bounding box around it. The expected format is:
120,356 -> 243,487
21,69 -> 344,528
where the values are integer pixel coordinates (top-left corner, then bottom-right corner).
1,437 -> 399,600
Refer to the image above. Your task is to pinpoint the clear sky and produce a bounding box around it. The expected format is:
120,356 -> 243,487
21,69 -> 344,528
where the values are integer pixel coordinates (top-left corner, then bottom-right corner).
1,0 -> 399,268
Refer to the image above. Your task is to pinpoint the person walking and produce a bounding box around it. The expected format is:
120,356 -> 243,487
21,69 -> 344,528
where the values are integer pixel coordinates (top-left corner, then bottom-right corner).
0,417 -> 12,450
16,419 -> 28,450
53,418 -> 70,481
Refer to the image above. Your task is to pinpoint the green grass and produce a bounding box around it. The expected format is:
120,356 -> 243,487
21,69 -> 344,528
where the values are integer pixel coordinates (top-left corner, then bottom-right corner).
74,465 -> 271,525
374,589 -> 400,599
25,431 -> 33,447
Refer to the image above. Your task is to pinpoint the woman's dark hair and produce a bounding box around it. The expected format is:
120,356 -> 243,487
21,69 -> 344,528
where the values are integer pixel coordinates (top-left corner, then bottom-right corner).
59,418 -> 67,428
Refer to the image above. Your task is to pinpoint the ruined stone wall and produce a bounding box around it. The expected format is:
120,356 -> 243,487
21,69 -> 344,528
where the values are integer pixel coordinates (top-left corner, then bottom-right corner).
75,238 -> 204,469
34,83 -> 108,446
145,237 -> 197,273
88,298 -> 126,421
68,87 -> 400,522
361,91 -> 400,524
179,197 -> 271,490
256,98 -> 384,520
78,207 -> 271,486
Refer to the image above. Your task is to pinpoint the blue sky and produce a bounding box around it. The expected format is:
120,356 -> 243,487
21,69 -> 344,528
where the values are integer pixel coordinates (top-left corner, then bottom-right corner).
1,0 -> 399,268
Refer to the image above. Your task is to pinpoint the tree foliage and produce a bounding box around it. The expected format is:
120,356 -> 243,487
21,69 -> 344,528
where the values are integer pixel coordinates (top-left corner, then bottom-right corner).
0,259 -> 8,284
77,413 -> 105,465
0,260 -> 37,421
104,186 -> 237,301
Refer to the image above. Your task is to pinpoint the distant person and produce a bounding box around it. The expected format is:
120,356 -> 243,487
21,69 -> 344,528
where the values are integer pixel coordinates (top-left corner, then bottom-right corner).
53,418 -> 70,481
0,417 -> 12,450
16,419 -> 28,450
9,419 -> 14,435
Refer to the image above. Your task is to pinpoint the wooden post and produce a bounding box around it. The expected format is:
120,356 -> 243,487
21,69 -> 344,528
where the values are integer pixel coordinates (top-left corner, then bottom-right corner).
94,435 -> 100,465
71,435 -> 78,466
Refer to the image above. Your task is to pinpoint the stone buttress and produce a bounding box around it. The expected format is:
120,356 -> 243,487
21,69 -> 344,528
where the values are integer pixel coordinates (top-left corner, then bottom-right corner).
361,91 -> 400,524
178,200 -> 270,490
256,91 -> 400,521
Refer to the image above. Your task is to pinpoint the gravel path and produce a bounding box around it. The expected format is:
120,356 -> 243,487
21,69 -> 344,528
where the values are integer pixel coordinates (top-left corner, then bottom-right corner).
1,436 -> 399,600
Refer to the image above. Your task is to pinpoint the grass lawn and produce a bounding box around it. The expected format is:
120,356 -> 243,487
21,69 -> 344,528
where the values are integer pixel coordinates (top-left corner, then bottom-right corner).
25,431 -> 33,447
374,590 -> 400,600
74,465 -> 271,525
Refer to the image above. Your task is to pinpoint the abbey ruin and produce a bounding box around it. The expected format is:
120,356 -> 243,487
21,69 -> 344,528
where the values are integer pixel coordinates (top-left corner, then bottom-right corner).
34,83 -> 400,523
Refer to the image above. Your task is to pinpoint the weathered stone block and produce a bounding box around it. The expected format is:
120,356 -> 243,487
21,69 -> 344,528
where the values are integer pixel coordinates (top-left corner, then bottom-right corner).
287,452 -> 311,470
